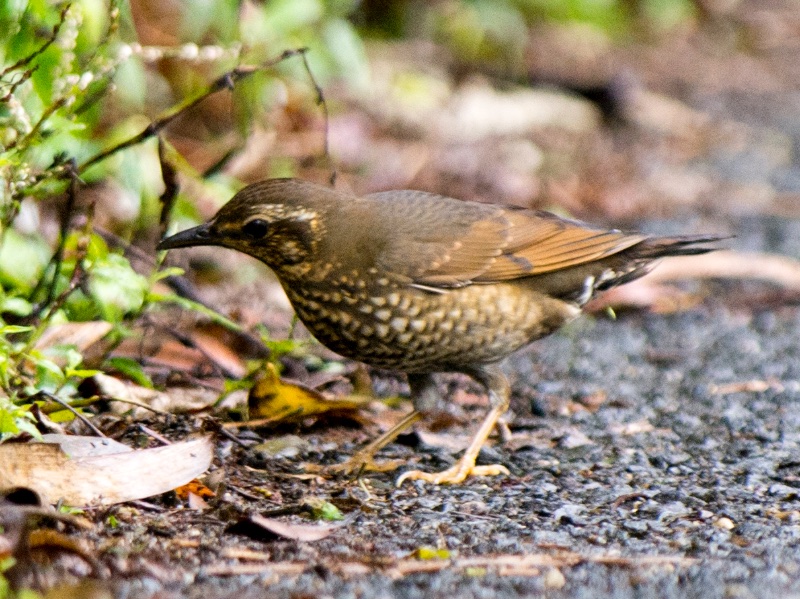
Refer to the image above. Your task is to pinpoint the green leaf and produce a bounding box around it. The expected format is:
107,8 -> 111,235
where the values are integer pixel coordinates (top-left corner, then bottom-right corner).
0,229 -> 51,293
0,325 -> 33,335
0,396 -> 40,441
86,253 -> 149,322
1,296 -> 33,317
305,498 -> 344,521
65,368 -> 101,379
415,546 -> 452,560
35,357 -> 66,391
106,356 -> 153,388
151,266 -> 185,283
48,409 -> 77,423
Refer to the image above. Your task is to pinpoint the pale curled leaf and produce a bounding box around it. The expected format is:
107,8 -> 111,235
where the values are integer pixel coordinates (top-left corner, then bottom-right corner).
247,514 -> 338,541
0,436 -> 213,506
91,373 -> 217,416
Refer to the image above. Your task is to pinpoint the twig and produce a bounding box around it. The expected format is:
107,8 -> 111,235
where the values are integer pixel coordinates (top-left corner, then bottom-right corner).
298,49 -> 336,186
0,4 -> 71,80
37,391 -> 108,438
100,395 -> 170,415
138,423 -> 172,445
157,136 -> 179,238
27,159 -> 81,310
79,48 -> 308,175
49,159 -> 79,306
12,96 -> 68,153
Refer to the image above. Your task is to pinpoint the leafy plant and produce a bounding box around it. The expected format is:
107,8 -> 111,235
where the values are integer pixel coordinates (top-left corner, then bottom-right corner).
0,0 -> 373,441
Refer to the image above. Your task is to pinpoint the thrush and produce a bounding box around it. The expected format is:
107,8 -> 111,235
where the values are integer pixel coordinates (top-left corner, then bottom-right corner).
158,178 -> 720,485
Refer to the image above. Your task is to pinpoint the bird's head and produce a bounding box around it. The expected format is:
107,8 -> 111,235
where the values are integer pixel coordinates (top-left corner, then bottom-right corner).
157,179 -> 340,270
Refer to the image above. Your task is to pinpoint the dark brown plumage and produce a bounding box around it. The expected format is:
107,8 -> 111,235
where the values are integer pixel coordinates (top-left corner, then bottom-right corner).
158,178 -> 720,484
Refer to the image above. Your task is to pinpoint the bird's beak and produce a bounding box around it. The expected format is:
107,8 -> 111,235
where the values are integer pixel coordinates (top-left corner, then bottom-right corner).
157,223 -> 214,251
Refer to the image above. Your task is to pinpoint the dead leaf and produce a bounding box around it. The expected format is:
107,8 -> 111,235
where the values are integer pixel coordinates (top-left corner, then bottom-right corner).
708,380 -> 774,395
88,373 -> 217,416
649,251 -> 800,291
0,436 -> 213,506
187,492 -> 210,511
233,514 -> 338,542
609,419 -> 655,436
34,322 -> 113,366
589,250 -> 800,313
248,363 -> 368,422
39,433 -> 131,457
190,328 -> 247,378
175,479 -> 215,500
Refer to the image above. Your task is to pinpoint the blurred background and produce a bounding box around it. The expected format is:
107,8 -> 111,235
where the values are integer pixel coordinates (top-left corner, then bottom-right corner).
7,0 -> 800,246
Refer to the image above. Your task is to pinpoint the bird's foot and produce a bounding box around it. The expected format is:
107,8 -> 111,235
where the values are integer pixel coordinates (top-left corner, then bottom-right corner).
396,460 -> 510,486
304,449 -> 404,476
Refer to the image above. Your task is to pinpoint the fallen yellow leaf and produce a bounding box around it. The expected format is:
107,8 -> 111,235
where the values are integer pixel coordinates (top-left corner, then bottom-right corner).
248,363 -> 368,422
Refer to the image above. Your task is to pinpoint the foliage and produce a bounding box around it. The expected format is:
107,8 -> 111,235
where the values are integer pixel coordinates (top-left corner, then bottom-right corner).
0,0 -> 372,440
368,0 -> 695,69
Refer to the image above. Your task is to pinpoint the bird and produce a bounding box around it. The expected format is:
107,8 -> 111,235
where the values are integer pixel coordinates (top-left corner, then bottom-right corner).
158,178 -> 720,485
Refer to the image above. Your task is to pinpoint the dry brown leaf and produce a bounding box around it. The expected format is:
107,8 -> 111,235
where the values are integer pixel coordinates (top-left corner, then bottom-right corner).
187,491 -> 210,511
708,380 -> 775,395
190,329 -> 247,378
242,514 -> 338,542
39,434 -> 131,457
90,373 -> 217,416
590,250 -> 800,313
0,436 -> 213,506
175,479 -> 216,500
34,322 -> 113,366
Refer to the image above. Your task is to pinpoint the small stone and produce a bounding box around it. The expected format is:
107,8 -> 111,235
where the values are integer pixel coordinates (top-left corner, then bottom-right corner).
543,568 -> 566,589
768,483 -> 798,499
251,435 -> 309,459
724,583 -> 753,598
714,516 -> 735,530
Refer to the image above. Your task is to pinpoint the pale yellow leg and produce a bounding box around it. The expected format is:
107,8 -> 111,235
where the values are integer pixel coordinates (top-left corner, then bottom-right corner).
396,364 -> 511,486
323,409 -> 423,474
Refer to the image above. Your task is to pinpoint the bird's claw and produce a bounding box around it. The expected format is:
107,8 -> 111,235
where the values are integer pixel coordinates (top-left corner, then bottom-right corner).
396,462 -> 510,486
305,452 -> 404,476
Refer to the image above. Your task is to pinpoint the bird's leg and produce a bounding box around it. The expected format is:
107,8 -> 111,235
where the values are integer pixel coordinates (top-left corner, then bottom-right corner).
396,364 -> 511,486
321,374 -> 436,475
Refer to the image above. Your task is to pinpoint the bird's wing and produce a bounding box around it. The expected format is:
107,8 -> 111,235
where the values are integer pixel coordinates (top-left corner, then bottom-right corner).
365,191 -> 645,288
365,191 -> 509,287
474,209 -> 646,282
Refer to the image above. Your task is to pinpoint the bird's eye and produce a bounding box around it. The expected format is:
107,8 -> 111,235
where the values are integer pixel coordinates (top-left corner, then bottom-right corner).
242,218 -> 269,239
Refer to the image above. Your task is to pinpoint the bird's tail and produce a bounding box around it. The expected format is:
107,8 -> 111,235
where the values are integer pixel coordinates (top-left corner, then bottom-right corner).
635,234 -> 728,258
591,234 -> 726,292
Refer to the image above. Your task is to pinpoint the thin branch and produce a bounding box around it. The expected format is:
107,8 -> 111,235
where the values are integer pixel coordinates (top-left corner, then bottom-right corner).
0,4 -> 71,79
6,96 -> 67,153
79,48 -> 308,174
37,390 -> 108,438
298,49 -> 336,185
48,159 -> 80,306
157,136 -> 179,237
